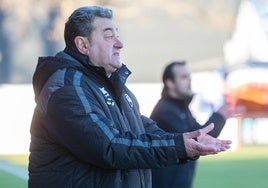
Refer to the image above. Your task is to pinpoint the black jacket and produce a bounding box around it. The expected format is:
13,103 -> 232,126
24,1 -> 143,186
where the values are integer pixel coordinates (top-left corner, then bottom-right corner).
150,95 -> 226,188
28,49 -> 190,188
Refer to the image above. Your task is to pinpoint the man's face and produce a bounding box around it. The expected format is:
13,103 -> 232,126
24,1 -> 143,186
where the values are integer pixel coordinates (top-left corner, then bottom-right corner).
170,65 -> 193,99
87,17 -> 123,74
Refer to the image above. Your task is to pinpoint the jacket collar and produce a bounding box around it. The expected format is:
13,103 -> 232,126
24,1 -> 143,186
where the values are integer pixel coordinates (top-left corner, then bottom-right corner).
63,47 -> 131,93
63,47 -> 107,76
163,94 -> 193,108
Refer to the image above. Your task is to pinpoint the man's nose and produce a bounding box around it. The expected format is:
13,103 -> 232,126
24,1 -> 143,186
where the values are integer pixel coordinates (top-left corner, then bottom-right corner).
114,38 -> 123,49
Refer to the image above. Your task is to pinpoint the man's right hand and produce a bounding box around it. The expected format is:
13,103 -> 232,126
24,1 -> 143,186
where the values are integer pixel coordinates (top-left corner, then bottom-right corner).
182,123 -> 232,158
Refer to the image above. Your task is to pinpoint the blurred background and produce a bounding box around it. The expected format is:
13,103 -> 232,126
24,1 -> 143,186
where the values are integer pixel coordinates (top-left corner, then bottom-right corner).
0,0 -> 241,83
0,0 -> 268,187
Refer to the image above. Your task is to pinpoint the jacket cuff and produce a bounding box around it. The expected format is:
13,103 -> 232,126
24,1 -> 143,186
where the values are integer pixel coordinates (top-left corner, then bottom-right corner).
174,133 -> 186,157
174,133 -> 199,163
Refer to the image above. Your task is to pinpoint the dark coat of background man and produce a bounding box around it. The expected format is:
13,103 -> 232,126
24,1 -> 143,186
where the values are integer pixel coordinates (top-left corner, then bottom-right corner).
151,61 -> 242,188
28,6 -> 231,188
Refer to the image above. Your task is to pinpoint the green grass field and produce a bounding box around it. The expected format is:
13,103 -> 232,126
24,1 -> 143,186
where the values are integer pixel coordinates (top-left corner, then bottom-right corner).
193,145 -> 268,188
0,145 -> 267,188
0,169 -> 27,188
0,154 -> 28,188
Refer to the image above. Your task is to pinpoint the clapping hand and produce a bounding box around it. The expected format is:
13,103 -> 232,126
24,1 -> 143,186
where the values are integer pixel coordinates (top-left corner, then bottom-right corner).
217,102 -> 245,119
183,123 -> 232,158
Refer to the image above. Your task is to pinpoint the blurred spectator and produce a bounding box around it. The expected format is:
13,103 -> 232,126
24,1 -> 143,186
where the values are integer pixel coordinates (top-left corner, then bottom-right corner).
150,61 -> 242,188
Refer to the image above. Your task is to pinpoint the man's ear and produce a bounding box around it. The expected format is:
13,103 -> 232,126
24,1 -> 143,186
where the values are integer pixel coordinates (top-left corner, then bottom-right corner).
74,36 -> 89,55
166,79 -> 174,90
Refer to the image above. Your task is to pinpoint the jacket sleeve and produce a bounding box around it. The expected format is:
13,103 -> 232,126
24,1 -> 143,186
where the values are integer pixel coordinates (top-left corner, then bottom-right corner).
45,85 -> 188,170
204,112 -> 226,137
184,111 -> 226,138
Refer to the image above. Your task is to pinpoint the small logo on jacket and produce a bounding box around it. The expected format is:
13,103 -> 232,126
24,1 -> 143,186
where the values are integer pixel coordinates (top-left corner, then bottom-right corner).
124,93 -> 133,107
99,87 -> 115,106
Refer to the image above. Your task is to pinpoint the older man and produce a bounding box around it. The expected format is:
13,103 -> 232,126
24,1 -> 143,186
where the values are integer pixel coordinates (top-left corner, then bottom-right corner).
28,6 -> 231,188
